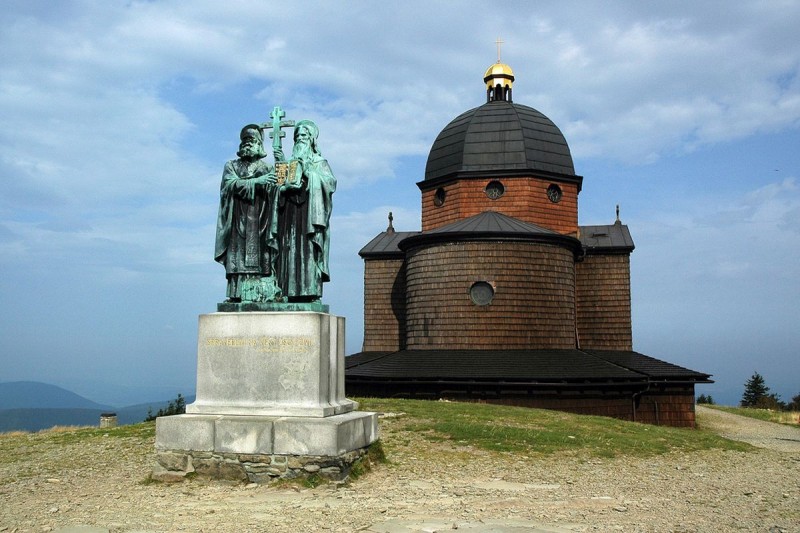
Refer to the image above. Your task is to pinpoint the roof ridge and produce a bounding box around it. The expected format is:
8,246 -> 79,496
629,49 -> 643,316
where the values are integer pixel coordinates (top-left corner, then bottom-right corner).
578,349 -> 648,378
427,210 -> 557,235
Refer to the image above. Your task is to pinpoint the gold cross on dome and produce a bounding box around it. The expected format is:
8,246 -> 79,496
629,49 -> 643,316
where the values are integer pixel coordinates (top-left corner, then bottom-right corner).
496,37 -> 504,62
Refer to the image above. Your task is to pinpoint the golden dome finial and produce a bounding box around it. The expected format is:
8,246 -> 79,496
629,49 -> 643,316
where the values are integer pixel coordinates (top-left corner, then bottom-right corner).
484,38 -> 514,102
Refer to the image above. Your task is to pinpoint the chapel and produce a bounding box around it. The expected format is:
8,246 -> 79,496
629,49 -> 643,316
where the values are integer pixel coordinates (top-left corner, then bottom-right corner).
344,60 -> 711,427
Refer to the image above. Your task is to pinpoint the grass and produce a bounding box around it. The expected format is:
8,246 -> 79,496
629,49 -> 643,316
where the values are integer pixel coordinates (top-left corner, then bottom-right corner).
705,404 -> 800,425
1,401 -> 752,486
0,421 -> 155,471
358,397 -> 752,458
25,421 -> 155,445
1,422 -> 155,487
349,440 -> 387,480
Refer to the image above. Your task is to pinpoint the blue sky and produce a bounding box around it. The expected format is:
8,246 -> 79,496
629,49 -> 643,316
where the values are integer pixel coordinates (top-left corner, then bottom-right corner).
1,1 -> 798,406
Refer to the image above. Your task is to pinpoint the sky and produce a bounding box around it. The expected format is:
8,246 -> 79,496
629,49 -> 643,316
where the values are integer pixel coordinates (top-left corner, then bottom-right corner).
1,1 -> 798,407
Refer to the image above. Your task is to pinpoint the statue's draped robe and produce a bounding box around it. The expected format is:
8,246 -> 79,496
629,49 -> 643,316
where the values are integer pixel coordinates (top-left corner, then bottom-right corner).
278,155 -> 336,301
214,158 -> 280,300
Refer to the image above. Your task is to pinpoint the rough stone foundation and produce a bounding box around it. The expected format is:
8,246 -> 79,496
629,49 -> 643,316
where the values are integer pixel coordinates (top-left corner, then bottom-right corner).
153,447 -> 370,484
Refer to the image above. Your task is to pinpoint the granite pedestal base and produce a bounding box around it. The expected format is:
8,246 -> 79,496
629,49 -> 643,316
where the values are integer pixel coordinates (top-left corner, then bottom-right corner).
153,311 -> 379,483
154,411 -> 378,482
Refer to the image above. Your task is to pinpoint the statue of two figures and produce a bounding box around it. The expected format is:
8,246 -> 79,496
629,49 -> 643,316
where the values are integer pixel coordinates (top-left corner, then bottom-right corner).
214,107 -> 336,306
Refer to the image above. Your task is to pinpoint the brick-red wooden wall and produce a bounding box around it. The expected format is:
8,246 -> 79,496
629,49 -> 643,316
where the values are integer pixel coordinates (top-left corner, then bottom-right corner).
404,241 -> 576,349
459,387 -> 697,428
362,258 -> 406,352
421,176 -> 579,235
347,383 -> 699,428
575,254 -> 633,350
634,389 -> 697,428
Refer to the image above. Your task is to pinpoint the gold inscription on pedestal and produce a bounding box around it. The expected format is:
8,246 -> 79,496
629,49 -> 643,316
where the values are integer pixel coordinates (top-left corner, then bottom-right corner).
205,336 -> 313,353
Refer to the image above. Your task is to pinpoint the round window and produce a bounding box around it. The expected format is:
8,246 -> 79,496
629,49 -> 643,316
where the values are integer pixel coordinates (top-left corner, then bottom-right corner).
547,184 -> 563,203
485,180 -> 505,200
433,187 -> 446,207
469,281 -> 495,306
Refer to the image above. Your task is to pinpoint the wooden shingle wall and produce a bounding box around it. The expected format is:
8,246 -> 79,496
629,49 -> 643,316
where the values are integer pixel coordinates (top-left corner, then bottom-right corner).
461,387 -> 696,427
346,382 -> 697,428
635,388 -> 698,427
362,258 -> 406,351
421,176 -> 579,235
404,241 -> 576,349
576,254 -> 633,350
470,396 -> 637,420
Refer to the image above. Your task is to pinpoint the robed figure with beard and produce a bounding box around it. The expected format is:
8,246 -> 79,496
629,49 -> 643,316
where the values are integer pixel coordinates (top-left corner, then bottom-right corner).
276,120 -> 336,302
214,125 -> 282,303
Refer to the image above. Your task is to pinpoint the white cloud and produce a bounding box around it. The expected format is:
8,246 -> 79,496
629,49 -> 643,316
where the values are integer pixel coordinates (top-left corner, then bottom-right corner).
506,5 -> 800,162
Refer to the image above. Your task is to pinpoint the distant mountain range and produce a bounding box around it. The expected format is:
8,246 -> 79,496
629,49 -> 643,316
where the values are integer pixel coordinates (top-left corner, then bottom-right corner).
0,381 -> 194,432
0,381 -> 114,410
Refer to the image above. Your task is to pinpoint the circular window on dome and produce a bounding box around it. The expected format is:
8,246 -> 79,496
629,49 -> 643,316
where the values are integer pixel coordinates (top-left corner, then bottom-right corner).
469,281 -> 495,306
485,180 -> 505,200
547,184 -> 563,203
433,187 -> 446,207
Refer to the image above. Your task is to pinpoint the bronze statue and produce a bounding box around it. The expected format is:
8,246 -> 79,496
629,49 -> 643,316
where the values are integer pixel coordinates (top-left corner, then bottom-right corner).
275,119 -> 336,303
214,124 -> 282,303
215,110 -> 335,307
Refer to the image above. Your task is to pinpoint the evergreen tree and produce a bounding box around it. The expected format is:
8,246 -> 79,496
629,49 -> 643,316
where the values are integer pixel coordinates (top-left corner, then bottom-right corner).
754,392 -> 784,410
697,394 -> 706,404
697,394 -> 715,405
788,394 -> 800,412
740,372 -> 770,407
144,393 -> 187,421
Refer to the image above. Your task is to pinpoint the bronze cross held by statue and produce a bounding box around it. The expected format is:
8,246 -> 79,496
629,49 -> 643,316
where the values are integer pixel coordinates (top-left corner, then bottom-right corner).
263,106 -> 295,152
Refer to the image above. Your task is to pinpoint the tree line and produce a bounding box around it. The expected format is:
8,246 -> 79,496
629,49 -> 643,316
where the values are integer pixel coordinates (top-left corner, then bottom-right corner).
698,372 -> 799,410
144,393 -> 186,421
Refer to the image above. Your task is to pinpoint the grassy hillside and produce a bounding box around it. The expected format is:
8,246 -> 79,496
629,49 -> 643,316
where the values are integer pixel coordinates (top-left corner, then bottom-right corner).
357,398 -> 751,458
706,404 -> 800,426
1,398 -> 749,461
3,399 -> 793,533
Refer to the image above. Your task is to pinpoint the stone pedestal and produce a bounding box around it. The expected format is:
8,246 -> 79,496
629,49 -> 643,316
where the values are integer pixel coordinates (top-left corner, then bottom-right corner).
154,311 -> 379,483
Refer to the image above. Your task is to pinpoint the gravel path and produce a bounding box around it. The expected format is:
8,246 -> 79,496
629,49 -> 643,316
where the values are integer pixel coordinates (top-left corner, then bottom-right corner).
695,406 -> 800,452
1,409 -> 798,533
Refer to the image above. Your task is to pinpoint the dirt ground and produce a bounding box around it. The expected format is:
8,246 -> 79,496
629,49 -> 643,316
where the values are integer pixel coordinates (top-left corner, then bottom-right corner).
1,406 -> 799,532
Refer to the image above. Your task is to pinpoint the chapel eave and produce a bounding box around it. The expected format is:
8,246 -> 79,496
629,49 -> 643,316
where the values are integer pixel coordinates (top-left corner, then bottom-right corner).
345,349 -> 712,384
396,211 -> 583,257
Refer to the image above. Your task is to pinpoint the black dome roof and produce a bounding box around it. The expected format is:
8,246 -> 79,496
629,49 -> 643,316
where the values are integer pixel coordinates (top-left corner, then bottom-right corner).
424,100 -> 575,181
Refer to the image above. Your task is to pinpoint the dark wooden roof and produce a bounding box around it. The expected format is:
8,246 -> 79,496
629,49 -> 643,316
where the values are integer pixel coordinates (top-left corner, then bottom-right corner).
579,223 -> 635,254
359,231 -> 419,258
399,211 -> 582,255
583,350 -> 711,381
424,101 -> 576,181
426,210 -> 557,235
359,213 -> 630,258
346,349 -> 711,384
